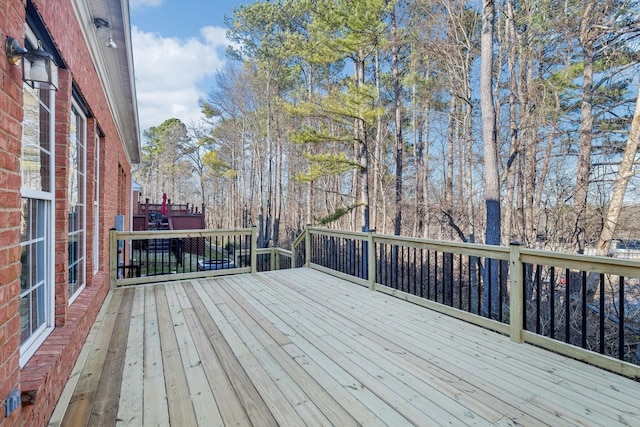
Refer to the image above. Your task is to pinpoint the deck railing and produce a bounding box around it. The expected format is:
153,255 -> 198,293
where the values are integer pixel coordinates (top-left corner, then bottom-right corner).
109,225 -> 640,378
109,227 -> 257,287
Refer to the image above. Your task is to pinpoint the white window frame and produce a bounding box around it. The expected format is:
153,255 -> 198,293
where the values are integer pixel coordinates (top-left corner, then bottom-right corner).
68,100 -> 87,303
93,132 -> 100,274
19,27 -> 56,367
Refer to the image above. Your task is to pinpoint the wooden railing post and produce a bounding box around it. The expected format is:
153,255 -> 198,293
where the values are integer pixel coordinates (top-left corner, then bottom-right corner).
271,248 -> 277,271
305,226 -> 311,268
509,241 -> 524,343
251,226 -> 258,274
291,244 -> 297,269
367,232 -> 376,291
109,228 -> 118,289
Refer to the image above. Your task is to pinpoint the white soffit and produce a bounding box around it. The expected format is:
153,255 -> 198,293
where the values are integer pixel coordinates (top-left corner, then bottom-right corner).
71,0 -> 140,164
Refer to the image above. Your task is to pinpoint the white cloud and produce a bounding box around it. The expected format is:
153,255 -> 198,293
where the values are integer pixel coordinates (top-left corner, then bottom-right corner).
129,0 -> 163,8
132,25 -> 229,135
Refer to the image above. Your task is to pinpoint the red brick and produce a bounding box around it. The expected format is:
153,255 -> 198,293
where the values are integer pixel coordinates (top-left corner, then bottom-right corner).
1,0 -> 134,423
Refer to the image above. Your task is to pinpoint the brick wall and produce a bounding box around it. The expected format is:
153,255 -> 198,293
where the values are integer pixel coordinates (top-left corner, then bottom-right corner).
0,0 -> 28,424
0,0 -> 135,424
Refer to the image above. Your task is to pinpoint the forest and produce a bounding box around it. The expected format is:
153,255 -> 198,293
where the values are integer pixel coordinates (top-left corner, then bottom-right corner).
134,0 -> 640,252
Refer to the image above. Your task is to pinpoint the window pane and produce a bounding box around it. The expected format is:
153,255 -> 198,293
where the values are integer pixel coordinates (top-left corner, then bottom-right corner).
35,284 -> 45,329
20,295 -> 31,342
39,89 -> 50,152
68,103 -> 86,299
20,245 -> 30,291
21,198 -> 30,242
21,85 -> 51,192
36,239 -> 45,283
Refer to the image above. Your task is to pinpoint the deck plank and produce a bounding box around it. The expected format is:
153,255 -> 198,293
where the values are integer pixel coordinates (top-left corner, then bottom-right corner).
61,290 -> 124,427
165,284 -> 224,426
142,285 -> 170,427
117,287 -> 144,426
88,288 -> 135,427
154,285 -> 198,426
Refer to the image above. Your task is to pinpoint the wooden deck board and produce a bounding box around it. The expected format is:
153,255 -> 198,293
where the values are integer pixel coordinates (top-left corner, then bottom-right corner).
88,288 -> 134,427
60,290 -> 124,427
116,287 -> 145,426
54,268 -> 640,426
142,285 -> 169,427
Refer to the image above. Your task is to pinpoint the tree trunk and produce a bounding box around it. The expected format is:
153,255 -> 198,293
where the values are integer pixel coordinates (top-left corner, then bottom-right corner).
596,86 -> 640,256
572,5 -> 595,253
504,0 -> 519,243
391,3 -> 403,236
480,0 -> 501,316
356,49 -> 370,231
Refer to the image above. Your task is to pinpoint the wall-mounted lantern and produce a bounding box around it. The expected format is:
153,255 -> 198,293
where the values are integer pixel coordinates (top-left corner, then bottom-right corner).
6,36 -> 58,90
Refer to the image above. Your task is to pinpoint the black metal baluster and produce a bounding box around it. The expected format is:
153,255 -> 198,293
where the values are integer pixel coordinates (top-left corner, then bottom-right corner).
522,262 -> 527,332
498,259 -> 503,319
146,237 -> 149,277
565,268 -> 570,344
161,236 -> 166,274
420,249 -> 425,298
619,276 -> 625,361
477,258 -> 482,315
386,243 -> 391,287
550,267 -> 556,339
467,255 -> 472,312
412,248 -> 417,296
449,253 -> 454,308
458,254 -> 462,310
380,243 -> 386,286
434,252 -> 439,303
535,264 -> 542,334
358,239 -> 362,278
338,236 -> 342,272
391,244 -> 396,289
581,271 -> 587,349
426,250 -> 431,300
400,246 -> 407,291
487,258 -> 492,319
599,273 -> 605,354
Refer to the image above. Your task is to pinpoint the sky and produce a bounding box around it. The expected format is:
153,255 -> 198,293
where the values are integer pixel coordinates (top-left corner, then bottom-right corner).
129,0 -> 250,137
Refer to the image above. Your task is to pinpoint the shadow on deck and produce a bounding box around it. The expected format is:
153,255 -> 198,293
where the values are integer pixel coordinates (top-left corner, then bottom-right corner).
50,269 -> 640,426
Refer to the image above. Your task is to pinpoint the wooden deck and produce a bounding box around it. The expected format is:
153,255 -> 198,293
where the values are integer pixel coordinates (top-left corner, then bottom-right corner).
49,268 -> 640,426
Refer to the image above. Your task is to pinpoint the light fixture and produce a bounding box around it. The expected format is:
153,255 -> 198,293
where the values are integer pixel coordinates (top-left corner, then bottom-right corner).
94,18 -> 117,49
105,37 -> 118,49
5,36 -> 58,90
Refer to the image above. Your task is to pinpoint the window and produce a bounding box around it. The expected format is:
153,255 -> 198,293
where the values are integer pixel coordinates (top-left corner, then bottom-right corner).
93,132 -> 101,273
20,57 -> 55,366
68,103 -> 86,301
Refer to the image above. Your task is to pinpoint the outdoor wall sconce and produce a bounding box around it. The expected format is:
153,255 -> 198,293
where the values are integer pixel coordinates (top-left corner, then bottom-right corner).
94,18 -> 118,49
5,36 -> 58,90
